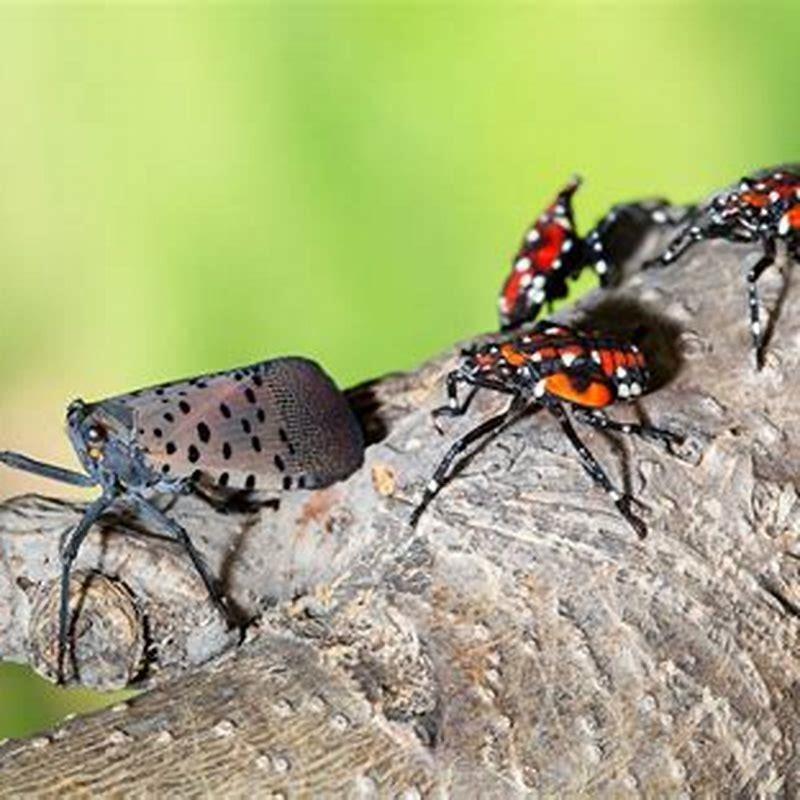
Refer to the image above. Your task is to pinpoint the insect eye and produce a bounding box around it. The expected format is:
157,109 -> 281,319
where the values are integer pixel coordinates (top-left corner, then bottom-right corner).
86,425 -> 106,444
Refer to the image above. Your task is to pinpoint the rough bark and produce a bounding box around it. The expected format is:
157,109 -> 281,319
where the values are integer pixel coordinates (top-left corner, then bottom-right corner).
1,223 -> 799,797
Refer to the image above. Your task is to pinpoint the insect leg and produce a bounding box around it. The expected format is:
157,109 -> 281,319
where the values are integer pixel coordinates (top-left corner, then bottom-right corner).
130,496 -> 231,623
572,408 -> 684,450
746,236 -> 777,359
57,489 -> 118,683
410,394 -> 527,528
643,219 -> 710,269
583,227 -> 614,287
433,373 -> 518,422
0,451 -> 96,487
432,371 -> 477,421
546,402 -> 647,538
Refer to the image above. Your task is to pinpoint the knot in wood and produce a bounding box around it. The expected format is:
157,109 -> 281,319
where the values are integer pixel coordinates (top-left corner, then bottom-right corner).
29,570 -> 145,688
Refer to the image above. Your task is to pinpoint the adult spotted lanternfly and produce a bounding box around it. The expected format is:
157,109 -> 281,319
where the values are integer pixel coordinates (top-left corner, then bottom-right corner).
410,323 -> 681,537
646,166 -> 800,364
0,357 -> 364,683
498,176 -> 682,332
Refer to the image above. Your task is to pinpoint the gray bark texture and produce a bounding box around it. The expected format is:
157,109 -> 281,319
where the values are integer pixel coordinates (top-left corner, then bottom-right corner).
1,221 -> 799,797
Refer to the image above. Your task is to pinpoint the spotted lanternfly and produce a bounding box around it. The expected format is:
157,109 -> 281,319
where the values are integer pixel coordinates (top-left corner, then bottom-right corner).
410,322 -> 682,537
0,357 -> 364,683
646,166 -> 800,363
498,176 -> 684,332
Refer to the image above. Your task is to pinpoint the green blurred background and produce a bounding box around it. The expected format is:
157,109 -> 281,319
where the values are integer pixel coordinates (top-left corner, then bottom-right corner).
1,1 -> 797,738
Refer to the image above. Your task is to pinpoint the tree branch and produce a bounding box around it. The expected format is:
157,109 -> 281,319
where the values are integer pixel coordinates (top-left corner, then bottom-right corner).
1,225 -> 799,795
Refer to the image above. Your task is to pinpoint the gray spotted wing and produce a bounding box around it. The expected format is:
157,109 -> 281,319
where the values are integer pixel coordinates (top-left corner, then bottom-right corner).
116,357 -> 363,491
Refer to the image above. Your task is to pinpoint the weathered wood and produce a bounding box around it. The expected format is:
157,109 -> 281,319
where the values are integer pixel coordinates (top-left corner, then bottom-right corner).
1,224 -> 799,796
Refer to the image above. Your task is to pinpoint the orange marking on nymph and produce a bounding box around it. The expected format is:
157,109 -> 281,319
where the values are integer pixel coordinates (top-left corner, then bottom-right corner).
500,343 -> 528,367
741,191 -> 770,208
544,372 -> 614,408
534,347 -> 559,361
785,205 -> 800,230
599,349 -> 615,377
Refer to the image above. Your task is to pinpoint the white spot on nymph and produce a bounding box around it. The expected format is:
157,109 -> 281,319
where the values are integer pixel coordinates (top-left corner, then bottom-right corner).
545,326 -> 562,335
520,273 -> 532,287
562,238 -> 573,252
531,351 -> 542,362
595,260 -> 608,275
449,397 -> 458,409
531,289 -> 545,304
593,241 -> 603,252
618,384 -> 631,398
534,379 -> 547,398
427,479 -> 439,493
533,274 -> 546,288
553,258 -> 562,269
515,256 -> 531,272
498,297 -> 507,311
616,366 -> 628,378
630,382 -> 642,396
561,352 -> 577,367
622,425 -> 632,433
591,350 -> 601,364
652,209 -> 667,224
779,214 -> 790,236
610,490 -> 622,502
752,321 -> 762,336
526,229 -> 540,243
769,190 -> 780,203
